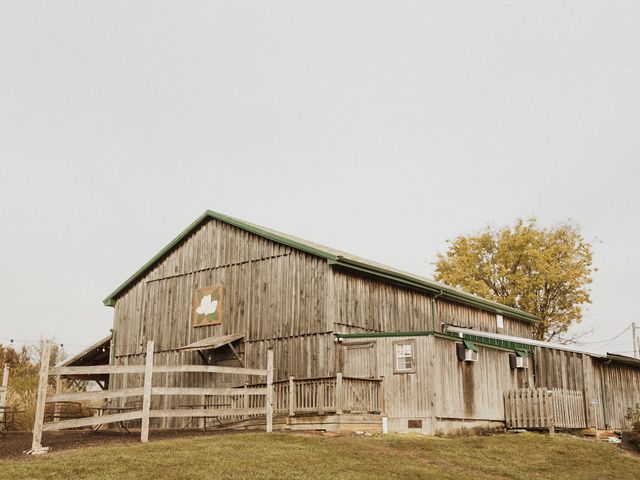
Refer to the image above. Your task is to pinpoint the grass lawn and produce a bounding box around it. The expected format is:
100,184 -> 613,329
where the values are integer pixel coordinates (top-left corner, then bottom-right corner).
2,432 -> 638,480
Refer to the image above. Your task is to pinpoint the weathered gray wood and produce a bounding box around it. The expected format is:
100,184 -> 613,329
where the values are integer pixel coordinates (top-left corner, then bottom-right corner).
547,391 -> 555,435
30,342 -> 51,454
288,376 -> 295,416
48,387 -> 145,403
140,340 -> 154,443
149,408 -> 266,418
266,349 -> 273,432
0,364 -> 8,426
335,373 -> 343,415
43,411 -> 143,431
50,365 -> 146,375
152,365 -> 267,376
53,375 -> 62,423
0,363 -> 9,407
151,387 -> 266,396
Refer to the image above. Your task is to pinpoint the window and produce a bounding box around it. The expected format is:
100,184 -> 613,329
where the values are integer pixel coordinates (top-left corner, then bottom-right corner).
496,314 -> 504,329
394,340 -> 415,373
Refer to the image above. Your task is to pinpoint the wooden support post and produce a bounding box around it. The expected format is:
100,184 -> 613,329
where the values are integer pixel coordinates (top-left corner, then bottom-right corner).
288,376 -> 295,417
53,375 -> 62,423
378,377 -> 385,415
140,340 -> 154,443
0,364 -> 9,426
30,341 -> 51,454
546,390 -> 555,436
266,350 -> 273,433
335,373 -> 343,415
318,381 -> 325,414
243,382 -> 248,421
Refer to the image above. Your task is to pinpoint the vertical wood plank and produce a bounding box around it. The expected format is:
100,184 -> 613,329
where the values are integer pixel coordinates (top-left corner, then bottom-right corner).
1,364 -> 9,427
53,375 -> 62,423
335,373 -> 343,414
140,340 -> 155,443
288,376 -> 295,416
266,349 -> 274,432
30,341 -> 51,454
547,390 -> 555,436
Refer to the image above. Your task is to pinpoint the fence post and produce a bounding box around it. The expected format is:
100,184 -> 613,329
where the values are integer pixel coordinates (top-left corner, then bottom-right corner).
140,340 -> 154,443
288,376 -> 295,417
29,341 -> 51,454
0,364 -> 9,426
266,350 -> 273,433
243,382 -> 249,421
318,381 -> 325,414
547,390 -> 555,436
335,373 -> 343,415
53,375 -> 62,423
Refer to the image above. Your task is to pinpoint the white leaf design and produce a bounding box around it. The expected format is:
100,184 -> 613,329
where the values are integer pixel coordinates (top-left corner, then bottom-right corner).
196,294 -> 218,316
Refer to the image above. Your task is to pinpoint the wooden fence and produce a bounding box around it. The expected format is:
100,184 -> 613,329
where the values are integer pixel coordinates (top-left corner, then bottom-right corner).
504,388 -> 587,434
29,341 -> 273,454
268,373 -> 383,416
0,364 -> 9,425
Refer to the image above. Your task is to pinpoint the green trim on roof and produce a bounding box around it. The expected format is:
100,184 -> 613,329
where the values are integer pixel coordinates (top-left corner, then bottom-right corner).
103,210 -> 342,306
328,258 -> 537,323
335,330 -> 533,354
336,331 -> 436,339
102,210 -> 538,324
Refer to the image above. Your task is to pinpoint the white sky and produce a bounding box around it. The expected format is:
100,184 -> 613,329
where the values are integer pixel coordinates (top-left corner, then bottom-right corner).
1,1 -> 639,357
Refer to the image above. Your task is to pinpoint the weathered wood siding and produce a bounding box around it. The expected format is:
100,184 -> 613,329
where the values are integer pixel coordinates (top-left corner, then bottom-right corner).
108,216 -> 539,428
437,300 -> 533,338
340,336 -> 436,434
432,337 -> 529,426
600,362 -> 640,429
331,270 -> 533,338
342,335 -> 530,433
111,218 -> 334,427
532,347 -> 603,428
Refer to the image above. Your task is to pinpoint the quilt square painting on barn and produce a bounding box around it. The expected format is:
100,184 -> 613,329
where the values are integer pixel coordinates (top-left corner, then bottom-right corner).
193,285 -> 223,327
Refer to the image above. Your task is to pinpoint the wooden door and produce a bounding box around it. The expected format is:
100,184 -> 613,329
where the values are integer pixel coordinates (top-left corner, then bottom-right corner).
341,342 -> 377,378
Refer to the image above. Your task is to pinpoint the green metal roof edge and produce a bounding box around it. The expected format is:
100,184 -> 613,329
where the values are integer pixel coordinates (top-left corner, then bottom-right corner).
103,210 -> 340,306
328,258 -> 538,323
335,331 -> 436,339
334,330 -> 533,353
102,210 -> 537,324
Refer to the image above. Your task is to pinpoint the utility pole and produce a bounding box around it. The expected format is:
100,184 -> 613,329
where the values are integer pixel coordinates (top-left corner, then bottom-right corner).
633,322 -> 639,359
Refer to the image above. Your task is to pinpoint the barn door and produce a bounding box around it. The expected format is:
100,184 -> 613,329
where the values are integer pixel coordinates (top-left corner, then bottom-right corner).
341,342 -> 377,378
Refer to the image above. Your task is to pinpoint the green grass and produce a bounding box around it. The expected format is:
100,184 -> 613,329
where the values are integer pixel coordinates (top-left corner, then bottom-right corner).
2,432 -> 639,480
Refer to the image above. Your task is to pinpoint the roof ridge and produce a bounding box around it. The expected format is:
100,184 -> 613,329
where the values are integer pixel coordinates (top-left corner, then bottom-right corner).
102,210 -> 538,323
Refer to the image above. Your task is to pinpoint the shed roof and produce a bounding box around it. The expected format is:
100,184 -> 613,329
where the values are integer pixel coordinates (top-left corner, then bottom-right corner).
103,210 -> 538,323
178,333 -> 244,352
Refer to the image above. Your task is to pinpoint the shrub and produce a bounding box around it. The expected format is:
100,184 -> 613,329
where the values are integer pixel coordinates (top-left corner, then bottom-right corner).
624,404 -> 640,448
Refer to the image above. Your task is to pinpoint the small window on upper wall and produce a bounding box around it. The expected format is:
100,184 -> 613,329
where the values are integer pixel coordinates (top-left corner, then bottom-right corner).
496,314 -> 504,329
393,340 -> 416,373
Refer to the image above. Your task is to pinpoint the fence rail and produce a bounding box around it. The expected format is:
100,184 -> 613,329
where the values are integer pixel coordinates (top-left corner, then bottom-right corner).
504,388 -> 587,433
29,341 -> 273,454
260,373 -> 382,416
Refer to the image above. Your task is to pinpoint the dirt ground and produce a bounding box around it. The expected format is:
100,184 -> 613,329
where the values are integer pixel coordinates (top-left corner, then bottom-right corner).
0,429 -> 235,459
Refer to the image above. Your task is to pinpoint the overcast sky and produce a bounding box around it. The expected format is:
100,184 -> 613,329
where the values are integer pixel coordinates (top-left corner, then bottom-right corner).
1,1 -> 639,357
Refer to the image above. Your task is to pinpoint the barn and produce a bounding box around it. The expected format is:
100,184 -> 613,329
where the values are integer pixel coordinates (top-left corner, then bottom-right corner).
63,210 -> 640,434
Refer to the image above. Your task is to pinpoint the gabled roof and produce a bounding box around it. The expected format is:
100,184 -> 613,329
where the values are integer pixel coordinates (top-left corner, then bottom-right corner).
103,210 -> 538,323
56,334 -> 112,368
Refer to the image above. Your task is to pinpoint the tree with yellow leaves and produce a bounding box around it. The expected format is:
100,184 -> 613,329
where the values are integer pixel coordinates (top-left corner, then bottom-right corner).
434,219 -> 594,341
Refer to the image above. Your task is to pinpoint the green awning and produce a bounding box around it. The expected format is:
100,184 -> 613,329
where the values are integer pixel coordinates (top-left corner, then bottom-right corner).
463,339 -> 477,352
515,350 -> 528,358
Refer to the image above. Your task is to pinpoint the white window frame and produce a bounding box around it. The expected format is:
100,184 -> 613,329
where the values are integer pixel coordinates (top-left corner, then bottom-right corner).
393,339 -> 416,374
